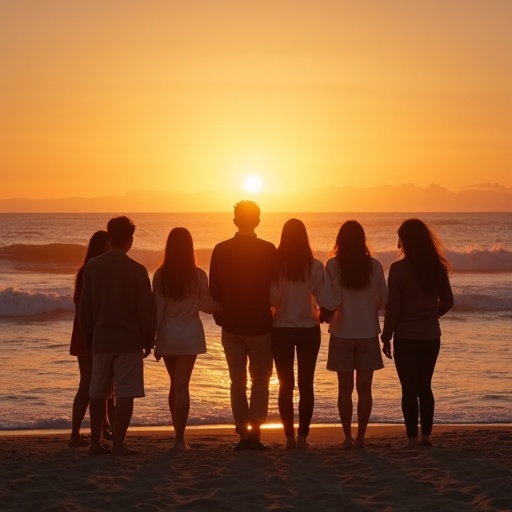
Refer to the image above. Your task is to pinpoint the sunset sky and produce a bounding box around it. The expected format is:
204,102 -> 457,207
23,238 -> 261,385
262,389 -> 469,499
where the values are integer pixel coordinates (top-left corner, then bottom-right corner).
1,1 -> 511,210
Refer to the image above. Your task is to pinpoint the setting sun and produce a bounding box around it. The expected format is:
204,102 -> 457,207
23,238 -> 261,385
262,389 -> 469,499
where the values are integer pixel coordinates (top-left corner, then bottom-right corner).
243,175 -> 264,194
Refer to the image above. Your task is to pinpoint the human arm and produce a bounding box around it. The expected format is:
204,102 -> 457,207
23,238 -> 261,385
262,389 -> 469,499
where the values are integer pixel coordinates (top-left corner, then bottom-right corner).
381,263 -> 399,344
198,268 -> 223,314
375,260 -> 388,311
78,266 -> 93,351
137,268 -> 156,353
438,271 -> 454,318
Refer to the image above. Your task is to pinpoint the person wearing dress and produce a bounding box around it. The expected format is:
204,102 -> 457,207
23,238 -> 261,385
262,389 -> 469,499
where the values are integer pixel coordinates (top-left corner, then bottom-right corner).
326,220 -> 388,449
153,227 -> 222,452
381,218 -> 453,449
270,218 -> 335,450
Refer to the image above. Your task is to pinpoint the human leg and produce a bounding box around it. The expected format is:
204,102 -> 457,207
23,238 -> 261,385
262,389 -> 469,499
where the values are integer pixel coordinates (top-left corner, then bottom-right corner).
164,356 -> 178,425
88,354 -> 114,454
337,371 -> 355,448
354,370 -> 374,447
417,339 -> 440,443
165,355 -> 197,451
247,332 -> 273,449
272,329 -> 297,446
393,338 -> 420,446
88,398 -> 109,454
295,326 -> 321,449
110,352 -> 145,455
111,396 -> 136,455
69,356 -> 92,447
102,385 -> 115,440
222,330 -> 250,440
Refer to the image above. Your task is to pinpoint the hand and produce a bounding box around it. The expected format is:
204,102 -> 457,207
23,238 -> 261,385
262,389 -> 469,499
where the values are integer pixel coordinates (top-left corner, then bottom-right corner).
212,313 -> 223,326
319,307 -> 335,324
142,348 -> 152,359
382,340 -> 392,359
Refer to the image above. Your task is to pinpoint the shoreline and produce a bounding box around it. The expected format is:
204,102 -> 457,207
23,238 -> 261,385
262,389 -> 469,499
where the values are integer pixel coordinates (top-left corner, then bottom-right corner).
1,422 -> 510,438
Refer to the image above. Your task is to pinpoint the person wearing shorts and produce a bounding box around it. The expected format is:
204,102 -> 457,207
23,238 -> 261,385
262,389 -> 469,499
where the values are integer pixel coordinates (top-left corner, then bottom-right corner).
80,216 -> 156,456
325,221 -> 388,449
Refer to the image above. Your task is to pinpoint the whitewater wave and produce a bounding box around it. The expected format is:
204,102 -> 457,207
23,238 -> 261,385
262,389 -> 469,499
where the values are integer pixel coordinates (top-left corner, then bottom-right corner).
1,243 -> 512,273
0,287 -> 74,317
0,285 -> 510,317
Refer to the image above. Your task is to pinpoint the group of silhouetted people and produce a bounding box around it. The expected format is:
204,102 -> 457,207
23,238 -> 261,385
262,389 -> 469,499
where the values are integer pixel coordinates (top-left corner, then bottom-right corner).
69,200 -> 454,454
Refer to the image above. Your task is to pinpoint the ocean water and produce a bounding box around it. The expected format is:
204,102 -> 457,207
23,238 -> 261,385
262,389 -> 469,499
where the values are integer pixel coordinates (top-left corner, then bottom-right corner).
0,212 -> 511,431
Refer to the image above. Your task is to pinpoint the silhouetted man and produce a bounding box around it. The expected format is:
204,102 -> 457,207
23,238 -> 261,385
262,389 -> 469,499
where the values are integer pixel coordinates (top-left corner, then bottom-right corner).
80,216 -> 156,455
209,201 -> 277,450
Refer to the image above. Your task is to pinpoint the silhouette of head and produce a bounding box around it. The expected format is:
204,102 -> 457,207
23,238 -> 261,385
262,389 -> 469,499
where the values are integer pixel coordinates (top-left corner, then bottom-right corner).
233,200 -> 260,230
397,218 -> 435,260
84,230 -> 109,262
107,216 -> 135,247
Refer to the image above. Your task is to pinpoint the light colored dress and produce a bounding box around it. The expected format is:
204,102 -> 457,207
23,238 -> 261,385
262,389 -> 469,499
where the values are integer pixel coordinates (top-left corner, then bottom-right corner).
153,267 -> 221,356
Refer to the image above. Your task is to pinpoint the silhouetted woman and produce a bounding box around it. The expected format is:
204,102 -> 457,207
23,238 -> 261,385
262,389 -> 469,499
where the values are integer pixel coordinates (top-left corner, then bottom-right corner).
153,227 -> 222,451
381,218 -> 453,449
270,218 -> 334,450
68,230 -> 111,447
326,220 -> 388,449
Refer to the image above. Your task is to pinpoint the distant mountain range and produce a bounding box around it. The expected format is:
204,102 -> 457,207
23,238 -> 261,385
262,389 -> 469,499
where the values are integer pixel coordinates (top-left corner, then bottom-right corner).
1,184 -> 510,212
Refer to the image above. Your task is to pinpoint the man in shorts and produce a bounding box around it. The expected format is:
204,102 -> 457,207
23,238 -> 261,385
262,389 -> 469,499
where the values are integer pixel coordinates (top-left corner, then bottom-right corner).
209,201 -> 278,450
80,216 -> 156,455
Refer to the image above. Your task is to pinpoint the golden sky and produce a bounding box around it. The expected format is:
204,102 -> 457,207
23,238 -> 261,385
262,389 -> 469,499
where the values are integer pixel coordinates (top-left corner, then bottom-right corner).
1,0 -> 511,207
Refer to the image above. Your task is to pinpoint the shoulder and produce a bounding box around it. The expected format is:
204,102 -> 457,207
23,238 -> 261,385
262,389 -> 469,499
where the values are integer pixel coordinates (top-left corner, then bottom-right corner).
195,267 -> 208,281
389,259 -> 407,275
129,256 -> 148,273
257,238 -> 277,251
370,257 -> 384,272
326,257 -> 337,270
311,259 -> 325,271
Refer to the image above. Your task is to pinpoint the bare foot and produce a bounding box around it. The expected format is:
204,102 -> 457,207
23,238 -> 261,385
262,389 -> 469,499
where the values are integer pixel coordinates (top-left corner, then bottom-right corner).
88,443 -> 111,455
68,435 -> 89,448
110,445 -> 140,456
401,438 -> 420,450
285,437 -> 296,450
172,442 -> 191,452
419,437 -> 433,447
354,438 -> 366,449
296,436 -> 309,450
341,437 -> 355,450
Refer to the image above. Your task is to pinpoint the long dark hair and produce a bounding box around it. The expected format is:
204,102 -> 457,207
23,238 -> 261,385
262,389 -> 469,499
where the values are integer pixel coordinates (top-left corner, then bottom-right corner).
276,218 -> 313,282
334,220 -> 373,290
158,227 -> 198,300
397,218 -> 451,295
75,230 -> 110,299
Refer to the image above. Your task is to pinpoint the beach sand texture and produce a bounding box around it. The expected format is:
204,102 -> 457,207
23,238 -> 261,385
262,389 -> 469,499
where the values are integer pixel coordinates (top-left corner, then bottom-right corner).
2,425 -> 511,511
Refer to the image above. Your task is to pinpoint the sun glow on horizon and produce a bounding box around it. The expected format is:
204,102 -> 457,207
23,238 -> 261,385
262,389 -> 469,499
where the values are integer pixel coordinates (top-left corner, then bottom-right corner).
243,174 -> 264,194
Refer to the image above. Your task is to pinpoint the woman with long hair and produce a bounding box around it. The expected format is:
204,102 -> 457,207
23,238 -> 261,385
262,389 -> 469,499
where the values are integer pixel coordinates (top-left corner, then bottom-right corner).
68,230 -> 111,447
270,218 -> 334,450
325,220 -> 388,449
381,218 -> 453,449
153,227 -> 221,451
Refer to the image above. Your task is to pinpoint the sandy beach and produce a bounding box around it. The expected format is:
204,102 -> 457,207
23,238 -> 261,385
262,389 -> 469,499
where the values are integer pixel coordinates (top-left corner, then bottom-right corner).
1,424 -> 511,511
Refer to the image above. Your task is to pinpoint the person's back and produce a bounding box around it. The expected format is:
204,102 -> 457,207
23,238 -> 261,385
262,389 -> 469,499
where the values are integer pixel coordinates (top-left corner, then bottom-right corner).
82,251 -> 155,353
383,258 -> 452,341
209,234 -> 277,335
